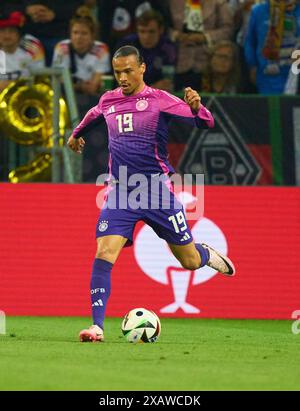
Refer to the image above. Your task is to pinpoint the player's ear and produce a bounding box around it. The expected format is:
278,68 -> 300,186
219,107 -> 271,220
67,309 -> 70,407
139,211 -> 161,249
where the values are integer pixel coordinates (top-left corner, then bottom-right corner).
140,63 -> 146,74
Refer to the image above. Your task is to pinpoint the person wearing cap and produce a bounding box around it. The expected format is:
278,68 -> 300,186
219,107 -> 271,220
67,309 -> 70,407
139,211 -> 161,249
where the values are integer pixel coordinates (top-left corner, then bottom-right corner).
0,11 -> 45,91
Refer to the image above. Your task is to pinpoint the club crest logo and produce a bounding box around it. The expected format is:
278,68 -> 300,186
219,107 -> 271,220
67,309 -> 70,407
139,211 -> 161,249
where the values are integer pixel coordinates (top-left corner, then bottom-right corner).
98,220 -> 108,232
136,98 -> 148,111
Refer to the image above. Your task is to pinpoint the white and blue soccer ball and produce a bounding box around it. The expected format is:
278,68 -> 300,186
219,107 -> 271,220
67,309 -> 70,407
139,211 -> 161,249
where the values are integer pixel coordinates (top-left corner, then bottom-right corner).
121,308 -> 161,343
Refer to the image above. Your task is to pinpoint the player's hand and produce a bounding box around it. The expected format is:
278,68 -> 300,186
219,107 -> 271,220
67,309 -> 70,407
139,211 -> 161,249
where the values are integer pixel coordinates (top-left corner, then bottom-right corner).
184,87 -> 201,113
67,135 -> 85,154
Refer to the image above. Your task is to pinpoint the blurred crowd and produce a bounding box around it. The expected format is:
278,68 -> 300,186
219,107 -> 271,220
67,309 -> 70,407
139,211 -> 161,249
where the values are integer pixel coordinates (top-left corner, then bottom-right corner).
0,0 -> 299,97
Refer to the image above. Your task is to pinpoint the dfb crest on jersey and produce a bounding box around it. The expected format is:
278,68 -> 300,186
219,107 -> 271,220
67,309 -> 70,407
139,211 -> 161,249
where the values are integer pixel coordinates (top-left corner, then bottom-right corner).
136,98 -> 148,111
98,220 -> 108,232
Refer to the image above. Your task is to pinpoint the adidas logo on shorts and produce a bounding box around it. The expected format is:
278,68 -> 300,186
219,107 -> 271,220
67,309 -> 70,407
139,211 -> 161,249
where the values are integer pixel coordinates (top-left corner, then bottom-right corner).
180,232 -> 191,242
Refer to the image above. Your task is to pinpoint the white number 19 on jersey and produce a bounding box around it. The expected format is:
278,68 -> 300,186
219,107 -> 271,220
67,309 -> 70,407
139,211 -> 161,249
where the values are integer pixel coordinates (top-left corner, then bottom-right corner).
116,113 -> 133,133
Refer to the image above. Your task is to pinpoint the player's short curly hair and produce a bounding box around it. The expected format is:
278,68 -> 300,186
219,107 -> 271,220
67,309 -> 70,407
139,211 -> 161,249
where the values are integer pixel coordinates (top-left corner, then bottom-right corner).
113,45 -> 144,65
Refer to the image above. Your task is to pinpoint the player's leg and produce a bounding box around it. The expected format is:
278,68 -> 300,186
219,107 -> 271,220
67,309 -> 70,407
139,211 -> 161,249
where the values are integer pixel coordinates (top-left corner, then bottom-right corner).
144,208 -> 211,271
168,241 -> 235,275
144,187 -> 235,275
95,234 -> 128,263
80,193 -> 140,342
168,241 -> 201,271
80,235 -> 128,343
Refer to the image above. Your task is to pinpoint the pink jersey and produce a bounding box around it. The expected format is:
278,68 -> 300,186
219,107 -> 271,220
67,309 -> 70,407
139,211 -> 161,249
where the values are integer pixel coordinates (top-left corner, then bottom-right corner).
73,85 -> 214,181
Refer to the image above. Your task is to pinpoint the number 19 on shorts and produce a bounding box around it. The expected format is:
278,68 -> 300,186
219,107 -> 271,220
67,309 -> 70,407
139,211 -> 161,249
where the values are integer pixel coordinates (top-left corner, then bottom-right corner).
168,211 -> 187,233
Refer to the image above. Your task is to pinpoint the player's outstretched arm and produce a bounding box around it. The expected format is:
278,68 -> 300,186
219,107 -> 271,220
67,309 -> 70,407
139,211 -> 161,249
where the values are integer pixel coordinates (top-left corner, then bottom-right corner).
67,135 -> 85,154
158,88 -> 214,128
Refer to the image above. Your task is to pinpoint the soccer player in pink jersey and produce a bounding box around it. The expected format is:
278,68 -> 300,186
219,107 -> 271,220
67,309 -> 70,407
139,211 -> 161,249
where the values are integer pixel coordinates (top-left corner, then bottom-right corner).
68,46 -> 235,342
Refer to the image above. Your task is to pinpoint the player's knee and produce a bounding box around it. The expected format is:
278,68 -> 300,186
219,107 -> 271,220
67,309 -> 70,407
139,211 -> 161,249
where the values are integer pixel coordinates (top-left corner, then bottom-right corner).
96,244 -> 116,262
181,257 -> 200,271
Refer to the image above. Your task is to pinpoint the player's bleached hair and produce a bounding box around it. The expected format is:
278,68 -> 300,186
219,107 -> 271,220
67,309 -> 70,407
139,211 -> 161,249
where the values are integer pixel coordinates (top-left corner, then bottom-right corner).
113,45 -> 144,65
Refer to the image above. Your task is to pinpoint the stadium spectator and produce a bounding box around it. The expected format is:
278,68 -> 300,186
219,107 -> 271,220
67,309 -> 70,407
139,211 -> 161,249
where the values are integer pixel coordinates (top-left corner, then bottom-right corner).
244,0 -> 300,94
52,6 -> 110,97
169,0 -> 233,91
284,46 -> 300,94
80,0 -> 101,39
228,0 -> 261,93
229,0 -> 263,46
201,40 -> 241,94
117,10 -> 176,91
0,11 -> 45,91
98,0 -> 172,53
83,0 -> 99,26
21,0 -> 82,66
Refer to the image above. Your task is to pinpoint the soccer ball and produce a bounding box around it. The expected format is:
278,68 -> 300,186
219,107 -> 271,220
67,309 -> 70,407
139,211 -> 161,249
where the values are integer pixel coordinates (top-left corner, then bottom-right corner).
121,308 -> 161,343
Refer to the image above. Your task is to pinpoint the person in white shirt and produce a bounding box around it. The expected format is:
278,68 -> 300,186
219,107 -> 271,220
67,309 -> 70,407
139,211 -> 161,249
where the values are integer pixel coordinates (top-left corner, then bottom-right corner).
52,7 -> 110,96
0,11 -> 45,91
284,45 -> 300,95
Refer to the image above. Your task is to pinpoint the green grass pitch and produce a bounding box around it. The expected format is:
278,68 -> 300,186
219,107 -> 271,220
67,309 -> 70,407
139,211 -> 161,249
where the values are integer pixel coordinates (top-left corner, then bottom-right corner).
0,317 -> 299,391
